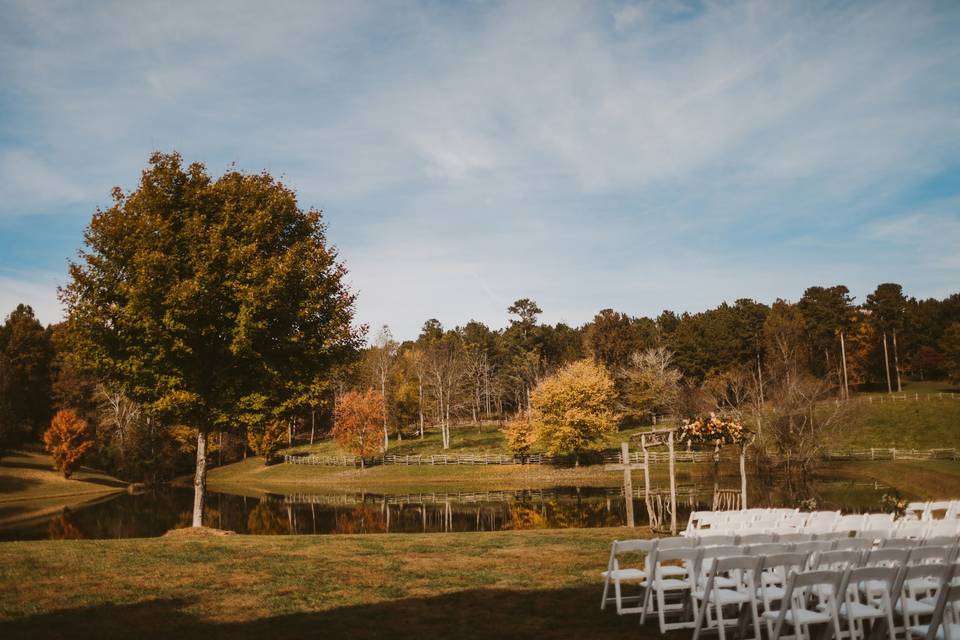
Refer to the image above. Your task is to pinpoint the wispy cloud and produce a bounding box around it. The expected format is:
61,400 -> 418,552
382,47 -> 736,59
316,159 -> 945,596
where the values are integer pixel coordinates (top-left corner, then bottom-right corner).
1,0 -> 958,336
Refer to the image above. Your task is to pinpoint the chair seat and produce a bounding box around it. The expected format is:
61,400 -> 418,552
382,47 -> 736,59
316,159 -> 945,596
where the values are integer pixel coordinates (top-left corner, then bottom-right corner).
895,597 -> 935,616
601,568 -> 645,581
659,565 -> 688,577
909,624 -> 960,640
758,586 -> 786,601
646,578 -> 692,590
838,602 -> 885,620
702,576 -> 738,589
762,608 -> 832,625
693,588 -> 752,605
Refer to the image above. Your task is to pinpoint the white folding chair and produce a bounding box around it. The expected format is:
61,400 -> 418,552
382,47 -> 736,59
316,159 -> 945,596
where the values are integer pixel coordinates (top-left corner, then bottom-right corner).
908,583 -> 960,640
835,566 -> 899,640
835,515 -> 867,535
641,547 -> 700,633
927,502 -> 954,521
763,570 -> 845,640
865,548 -> 911,567
896,521 -> 932,541
905,502 -> 929,521
863,514 -> 896,531
895,564 -> 954,633
739,533 -> 777,545
758,552 -> 809,637
692,555 -> 763,640
600,539 -> 655,613
882,537 -> 920,550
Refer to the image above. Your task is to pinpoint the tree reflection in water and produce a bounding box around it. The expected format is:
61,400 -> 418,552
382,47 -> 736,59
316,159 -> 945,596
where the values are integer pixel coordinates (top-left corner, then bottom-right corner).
1,477 -> 892,541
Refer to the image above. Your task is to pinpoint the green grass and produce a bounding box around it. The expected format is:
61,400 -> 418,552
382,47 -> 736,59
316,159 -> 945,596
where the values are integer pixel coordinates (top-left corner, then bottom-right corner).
825,394 -> 960,449
0,451 -> 128,531
830,460 -> 960,500
0,527 -> 681,639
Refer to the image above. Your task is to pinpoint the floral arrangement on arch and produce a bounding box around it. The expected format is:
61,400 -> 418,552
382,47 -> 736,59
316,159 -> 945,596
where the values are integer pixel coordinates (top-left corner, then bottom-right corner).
678,413 -> 752,447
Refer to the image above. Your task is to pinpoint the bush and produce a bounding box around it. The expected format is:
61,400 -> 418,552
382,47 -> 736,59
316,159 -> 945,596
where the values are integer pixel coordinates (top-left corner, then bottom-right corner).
42,409 -> 94,478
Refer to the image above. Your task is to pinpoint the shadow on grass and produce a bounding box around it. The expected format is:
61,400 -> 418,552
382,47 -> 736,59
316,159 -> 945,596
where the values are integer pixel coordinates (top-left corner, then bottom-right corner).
0,475 -> 42,494
0,586 -> 690,640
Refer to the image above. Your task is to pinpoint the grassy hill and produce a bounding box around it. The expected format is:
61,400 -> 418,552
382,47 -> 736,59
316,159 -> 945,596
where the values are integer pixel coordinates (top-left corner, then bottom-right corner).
0,450 -> 128,532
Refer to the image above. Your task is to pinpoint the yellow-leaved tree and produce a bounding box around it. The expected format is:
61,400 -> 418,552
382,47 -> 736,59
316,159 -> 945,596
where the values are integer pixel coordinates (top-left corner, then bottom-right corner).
530,359 -> 617,466
503,410 -> 537,461
247,420 -> 288,461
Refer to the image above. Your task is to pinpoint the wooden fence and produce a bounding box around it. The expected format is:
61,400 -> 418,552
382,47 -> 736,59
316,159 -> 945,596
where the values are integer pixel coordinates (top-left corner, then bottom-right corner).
846,392 -> 959,404
822,448 -> 959,461
286,445 -> 960,468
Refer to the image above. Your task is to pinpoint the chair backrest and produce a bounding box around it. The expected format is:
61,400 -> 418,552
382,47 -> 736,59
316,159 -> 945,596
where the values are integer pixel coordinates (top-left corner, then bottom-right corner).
927,521 -> 960,538
761,552 -> 809,585
812,550 -> 862,571
894,521 -> 930,540
651,547 -> 700,579
835,514 -> 867,533
793,540 -> 834,554
922,536 -> 959,549
865,548 -> 910,567
658,536 -> 697,550
894,562 -> 954,602
738,533 -> 776,545
863,513 -> 895,530
746,543 -> 792,556
778,532 -> 815,543
842,566 -> 900,606
612,539 -> 656,554
927,501 -> 953,520
881,537 -> 920,549
908,546 -> 953,566
860,529 -> 892,543
905,502 -> 928,520
833,537 -> 874,551
786,568 -> 845,592
698,534 -> 738,547
814,531 -> 850,541
701,554 -> 763,588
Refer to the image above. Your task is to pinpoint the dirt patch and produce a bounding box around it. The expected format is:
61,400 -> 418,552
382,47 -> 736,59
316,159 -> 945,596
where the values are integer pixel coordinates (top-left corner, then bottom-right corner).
162,526 -> 236,538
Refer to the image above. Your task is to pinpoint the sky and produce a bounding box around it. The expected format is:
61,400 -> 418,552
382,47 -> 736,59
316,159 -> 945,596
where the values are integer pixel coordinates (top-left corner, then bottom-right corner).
1,0 -> 959,341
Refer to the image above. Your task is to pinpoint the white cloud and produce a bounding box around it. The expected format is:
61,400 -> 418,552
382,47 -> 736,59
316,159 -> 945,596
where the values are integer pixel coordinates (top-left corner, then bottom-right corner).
0,272 -> 65,326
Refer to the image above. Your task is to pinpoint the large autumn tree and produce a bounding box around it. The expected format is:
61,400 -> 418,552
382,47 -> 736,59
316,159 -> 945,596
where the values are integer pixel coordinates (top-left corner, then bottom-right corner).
61,152 -> 362,526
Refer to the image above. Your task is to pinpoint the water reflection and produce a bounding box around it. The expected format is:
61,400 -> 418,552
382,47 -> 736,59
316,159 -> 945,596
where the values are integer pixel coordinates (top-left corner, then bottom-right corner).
0,476 -> 893,541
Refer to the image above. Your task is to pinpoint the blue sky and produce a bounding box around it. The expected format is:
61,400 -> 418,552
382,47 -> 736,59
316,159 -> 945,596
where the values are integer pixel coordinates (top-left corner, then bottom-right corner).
1,0 -> 959,340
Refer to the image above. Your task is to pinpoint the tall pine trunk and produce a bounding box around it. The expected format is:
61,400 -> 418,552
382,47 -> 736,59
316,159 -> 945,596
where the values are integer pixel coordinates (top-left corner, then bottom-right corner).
192,428 -> 208,528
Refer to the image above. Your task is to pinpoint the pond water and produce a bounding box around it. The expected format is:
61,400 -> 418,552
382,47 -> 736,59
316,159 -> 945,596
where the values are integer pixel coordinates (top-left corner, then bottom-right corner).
0,475 -> 894,541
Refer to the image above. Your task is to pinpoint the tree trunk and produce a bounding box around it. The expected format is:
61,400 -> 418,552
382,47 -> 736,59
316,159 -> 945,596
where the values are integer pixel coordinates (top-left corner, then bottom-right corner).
417,377 -> 424,438
892,328 -> 902,392
192,428 -> 208,528
882,331 -> 892,393
310,410 -> 315,445
840,330 -> 850,400
756,353 -> 764,405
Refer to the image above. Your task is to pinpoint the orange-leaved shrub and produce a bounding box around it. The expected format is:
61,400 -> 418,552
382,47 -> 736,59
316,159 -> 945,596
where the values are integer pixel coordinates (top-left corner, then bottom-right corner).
332,389 -> 384,469
42,409 -> 95,478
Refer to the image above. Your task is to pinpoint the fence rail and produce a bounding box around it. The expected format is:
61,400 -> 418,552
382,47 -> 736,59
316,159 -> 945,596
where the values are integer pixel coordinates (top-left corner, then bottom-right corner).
286,445 -> 960,468
822,447 -> 960,461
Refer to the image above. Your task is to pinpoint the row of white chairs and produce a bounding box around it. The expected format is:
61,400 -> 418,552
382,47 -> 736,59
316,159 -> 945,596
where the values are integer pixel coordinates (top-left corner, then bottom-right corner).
602,536 -> 960,640
906,501 -> 960,522
687,509 -> 960,539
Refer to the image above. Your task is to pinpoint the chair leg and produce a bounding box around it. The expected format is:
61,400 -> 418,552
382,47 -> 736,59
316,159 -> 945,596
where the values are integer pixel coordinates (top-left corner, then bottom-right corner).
640,587 -> 652,625
657,587 -> 668,634
614,579 -> 622,614
716,599 -> 727,640
600,575 -> 609,610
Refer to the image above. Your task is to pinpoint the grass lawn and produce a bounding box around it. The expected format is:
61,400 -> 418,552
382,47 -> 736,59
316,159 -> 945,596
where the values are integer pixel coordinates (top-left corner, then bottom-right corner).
826,394 -> 960,449
0,527 -> 678,639
0,451 -> 128,531
829,460 -> 960,500
207,455 -> 703,496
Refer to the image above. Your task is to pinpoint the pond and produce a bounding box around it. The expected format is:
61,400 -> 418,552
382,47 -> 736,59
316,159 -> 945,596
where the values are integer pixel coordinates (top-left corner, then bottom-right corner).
0,475 -> 894,541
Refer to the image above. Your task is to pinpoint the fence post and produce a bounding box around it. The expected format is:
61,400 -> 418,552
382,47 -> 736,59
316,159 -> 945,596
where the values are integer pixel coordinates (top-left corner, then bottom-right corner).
891,448 -> 896,461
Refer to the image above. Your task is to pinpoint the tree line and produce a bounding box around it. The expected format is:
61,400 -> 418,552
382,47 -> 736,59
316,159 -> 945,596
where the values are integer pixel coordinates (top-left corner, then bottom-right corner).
2,153 -> 960,519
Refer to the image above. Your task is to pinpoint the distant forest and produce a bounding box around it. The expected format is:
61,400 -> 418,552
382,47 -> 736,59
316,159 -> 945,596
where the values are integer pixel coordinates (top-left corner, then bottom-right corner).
2,282 -> 959,479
